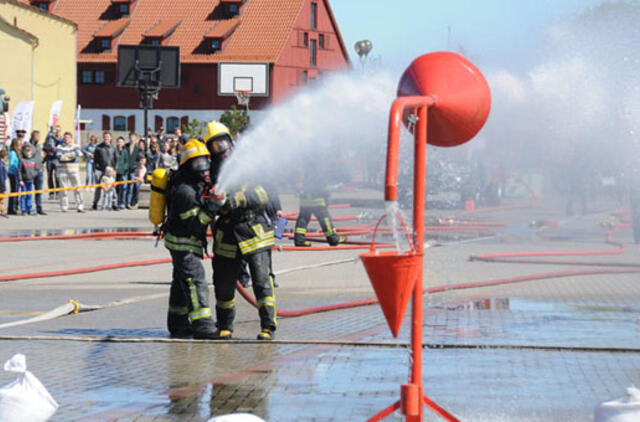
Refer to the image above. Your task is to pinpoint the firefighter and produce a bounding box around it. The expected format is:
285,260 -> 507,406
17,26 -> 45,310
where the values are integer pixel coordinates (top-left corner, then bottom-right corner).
293,163 -> 345,247
202,121 -> 278,340
163,139 -> 221,339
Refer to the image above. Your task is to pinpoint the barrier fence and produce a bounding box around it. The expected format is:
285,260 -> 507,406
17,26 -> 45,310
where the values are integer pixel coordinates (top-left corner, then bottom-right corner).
0,179 -> 139,199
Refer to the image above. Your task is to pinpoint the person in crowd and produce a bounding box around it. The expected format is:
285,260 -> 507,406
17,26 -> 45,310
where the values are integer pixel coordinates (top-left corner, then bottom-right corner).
91,131 -> 116,210
43,125 -> 62,199
129,155 -> 147,209
56,132 -> 84,213
157,127 -> 167,151
160,141 -> 179,171
114,136 -> 129,209
0,148 -> 8,217
128,139 -> 147,208
146,136 -> 161,174
19,143 -> 37,215
7,135 -> 23,215
28,130 -> 46,215
82,134 -> 98,188
99,166 -> 117,211
174,127 -> 188,145
120,132 -> 140,209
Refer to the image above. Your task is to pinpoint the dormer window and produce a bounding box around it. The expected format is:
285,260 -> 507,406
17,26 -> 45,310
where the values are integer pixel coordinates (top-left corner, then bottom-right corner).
119,3 -> 129,15
203,18 -> 239,54
142,20 -> 180,46
30,0 -> 54,11
100,38 -> 111,50
220,0 -> 244,17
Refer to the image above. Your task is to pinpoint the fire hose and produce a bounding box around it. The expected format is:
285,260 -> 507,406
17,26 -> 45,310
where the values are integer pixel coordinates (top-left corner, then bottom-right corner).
1,212 -> 633,330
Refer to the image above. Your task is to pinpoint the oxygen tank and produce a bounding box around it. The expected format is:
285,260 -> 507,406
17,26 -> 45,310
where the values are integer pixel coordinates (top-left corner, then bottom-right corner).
149,168 -> 169,226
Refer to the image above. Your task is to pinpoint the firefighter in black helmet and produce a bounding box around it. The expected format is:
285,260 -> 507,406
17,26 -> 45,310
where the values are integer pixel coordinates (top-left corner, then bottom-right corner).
203,121 -> 279,341
163,139 -> 221,339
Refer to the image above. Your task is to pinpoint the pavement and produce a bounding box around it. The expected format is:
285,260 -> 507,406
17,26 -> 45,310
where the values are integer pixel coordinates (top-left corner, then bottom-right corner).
1,188 -> 639,421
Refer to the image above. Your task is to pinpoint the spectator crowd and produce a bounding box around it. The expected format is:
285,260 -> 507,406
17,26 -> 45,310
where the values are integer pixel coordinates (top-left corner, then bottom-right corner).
0,125 -> 187,216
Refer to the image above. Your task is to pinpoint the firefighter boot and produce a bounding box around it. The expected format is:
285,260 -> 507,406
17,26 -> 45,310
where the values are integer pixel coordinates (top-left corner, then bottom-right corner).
167,313 -> 193,339
328,235 -> 347,246
211,329 -> 233,340
257,328 -> 275,341
191,318 -> 219,340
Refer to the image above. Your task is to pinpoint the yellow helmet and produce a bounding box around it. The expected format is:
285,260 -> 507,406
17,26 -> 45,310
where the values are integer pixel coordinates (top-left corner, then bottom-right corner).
180,139 -> 210,167
202,121 -> 232,145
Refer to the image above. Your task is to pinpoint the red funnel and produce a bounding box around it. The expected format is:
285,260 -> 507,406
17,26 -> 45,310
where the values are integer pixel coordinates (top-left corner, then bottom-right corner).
361,250 -> 421,337
398,51 -> 491,147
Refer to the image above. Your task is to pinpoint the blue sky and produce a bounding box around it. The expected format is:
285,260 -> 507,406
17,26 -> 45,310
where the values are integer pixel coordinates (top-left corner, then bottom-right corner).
331,0 -> 608,72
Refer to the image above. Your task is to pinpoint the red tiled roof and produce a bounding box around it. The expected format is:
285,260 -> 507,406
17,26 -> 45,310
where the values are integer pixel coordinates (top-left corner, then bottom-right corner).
204,18 -> 239,39
20,0 -> 309,63
143,19 -> 180,38
93,18 -> 129,37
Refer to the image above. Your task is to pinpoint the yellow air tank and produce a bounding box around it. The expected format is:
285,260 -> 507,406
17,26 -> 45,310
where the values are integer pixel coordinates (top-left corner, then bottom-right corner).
149,168 -> 169,226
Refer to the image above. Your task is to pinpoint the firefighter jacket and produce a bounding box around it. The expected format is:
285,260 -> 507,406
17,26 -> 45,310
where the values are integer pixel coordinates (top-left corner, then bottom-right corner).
163,170 -> 213,257
213,184 -> 278,258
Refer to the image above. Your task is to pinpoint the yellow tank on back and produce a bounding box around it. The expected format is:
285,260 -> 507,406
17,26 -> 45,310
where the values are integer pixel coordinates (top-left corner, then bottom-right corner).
149,168 -> 169,227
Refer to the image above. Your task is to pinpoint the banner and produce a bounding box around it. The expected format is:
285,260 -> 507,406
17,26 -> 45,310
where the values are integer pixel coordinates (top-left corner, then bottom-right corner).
48,100 -> 63,128
0,112 -> 9,145
11,100 -> 34,139
74,104 -> 81,146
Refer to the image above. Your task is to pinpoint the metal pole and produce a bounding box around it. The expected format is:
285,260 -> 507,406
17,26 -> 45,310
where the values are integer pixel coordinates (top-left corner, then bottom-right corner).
408,104 -> 427,421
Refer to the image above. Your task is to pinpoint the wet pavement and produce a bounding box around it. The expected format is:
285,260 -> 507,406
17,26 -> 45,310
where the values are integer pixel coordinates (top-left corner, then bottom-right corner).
1,190 -> 640,421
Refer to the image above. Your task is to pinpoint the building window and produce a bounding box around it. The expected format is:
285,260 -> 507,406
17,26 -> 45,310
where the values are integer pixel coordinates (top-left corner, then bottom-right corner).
301,70 -> 308,85
81,70 -> 92,84
310,2 -> 317,30
166,117 -> 180,134
229,3 -> 238,14
304,32 -> 309,48
113,116 -> 127,131
210,39 -> 221,50
310,39 -> 317,67
38,2 -> 48,10
150,38 -> 161,46
318,34 -> 325,49
100,38 -> 111,50
94,70 -> 105,84
119,3 -> 129,14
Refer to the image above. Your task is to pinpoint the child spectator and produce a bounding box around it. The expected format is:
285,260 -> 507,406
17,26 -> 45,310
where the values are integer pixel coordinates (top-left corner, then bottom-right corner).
128,155 -> 147,209
7,137 -> 22,215
99,166 -> 117,210
19,144 -> 38,215
0,149 -> 7,216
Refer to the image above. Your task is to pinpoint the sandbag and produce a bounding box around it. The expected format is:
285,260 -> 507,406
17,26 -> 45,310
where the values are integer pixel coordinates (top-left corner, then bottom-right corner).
0,354 -> 58,422
594,386 -> 640,422
207,413 -> 266,422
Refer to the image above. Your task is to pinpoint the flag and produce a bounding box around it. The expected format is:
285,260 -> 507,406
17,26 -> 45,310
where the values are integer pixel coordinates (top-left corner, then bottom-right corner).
48,100 -> 63,128
75,104 -> 81,146
11,100 -> 34,139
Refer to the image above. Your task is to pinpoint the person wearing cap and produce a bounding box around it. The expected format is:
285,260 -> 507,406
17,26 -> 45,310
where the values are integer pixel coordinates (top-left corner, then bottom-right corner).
55,132 -> 85,213
43,125 -> 62,199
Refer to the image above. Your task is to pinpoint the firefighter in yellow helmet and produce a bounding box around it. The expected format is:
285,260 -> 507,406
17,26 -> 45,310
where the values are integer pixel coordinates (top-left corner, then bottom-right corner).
202,120 -> 234,185
203,121 -> 280,341
163,139 -> 223,339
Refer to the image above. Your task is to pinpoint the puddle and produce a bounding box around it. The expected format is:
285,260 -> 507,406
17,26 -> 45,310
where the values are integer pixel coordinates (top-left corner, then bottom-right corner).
427,297 -> 640,348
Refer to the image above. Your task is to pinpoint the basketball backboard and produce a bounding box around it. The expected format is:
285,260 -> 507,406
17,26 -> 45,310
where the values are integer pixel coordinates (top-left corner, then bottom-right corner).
218,63 -> 269,97
117,45 -> 180,88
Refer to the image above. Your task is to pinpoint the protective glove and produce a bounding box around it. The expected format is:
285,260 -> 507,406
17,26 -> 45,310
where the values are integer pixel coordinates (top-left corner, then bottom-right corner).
203,187 -> 226,216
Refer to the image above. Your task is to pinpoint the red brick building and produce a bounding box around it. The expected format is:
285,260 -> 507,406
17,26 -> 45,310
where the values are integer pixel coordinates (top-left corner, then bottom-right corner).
23,0 -> 350,133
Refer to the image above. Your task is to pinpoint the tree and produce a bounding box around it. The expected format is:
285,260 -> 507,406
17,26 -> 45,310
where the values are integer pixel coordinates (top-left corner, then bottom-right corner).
182,118 -> 204,139
219,105 -> 248,136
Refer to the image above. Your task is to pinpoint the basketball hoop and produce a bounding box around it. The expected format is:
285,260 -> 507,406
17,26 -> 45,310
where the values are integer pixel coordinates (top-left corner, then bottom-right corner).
234,90 -> 251,108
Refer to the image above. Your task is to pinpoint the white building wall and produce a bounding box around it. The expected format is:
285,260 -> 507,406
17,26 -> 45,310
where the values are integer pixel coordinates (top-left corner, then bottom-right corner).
80,108 -> 266,139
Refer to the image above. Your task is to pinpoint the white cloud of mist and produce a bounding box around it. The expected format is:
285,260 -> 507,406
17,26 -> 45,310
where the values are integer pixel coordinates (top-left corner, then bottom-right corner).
216,71 -> 397,191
